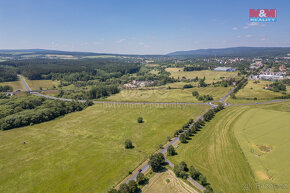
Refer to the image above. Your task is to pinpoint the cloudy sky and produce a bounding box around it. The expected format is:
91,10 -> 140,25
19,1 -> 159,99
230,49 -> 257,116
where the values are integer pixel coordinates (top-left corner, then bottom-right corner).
0,0 -> 289,54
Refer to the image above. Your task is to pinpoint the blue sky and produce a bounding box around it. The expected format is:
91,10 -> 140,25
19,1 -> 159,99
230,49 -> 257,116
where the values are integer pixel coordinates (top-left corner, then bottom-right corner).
0,0 -> 289,54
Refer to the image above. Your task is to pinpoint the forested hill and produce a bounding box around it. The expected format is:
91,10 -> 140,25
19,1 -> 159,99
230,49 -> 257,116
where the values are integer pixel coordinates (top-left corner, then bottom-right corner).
167,47 -> 290,57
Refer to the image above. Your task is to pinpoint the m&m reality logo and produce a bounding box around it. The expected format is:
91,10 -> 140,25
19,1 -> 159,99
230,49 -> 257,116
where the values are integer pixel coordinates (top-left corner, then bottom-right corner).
249,9 -> 277,22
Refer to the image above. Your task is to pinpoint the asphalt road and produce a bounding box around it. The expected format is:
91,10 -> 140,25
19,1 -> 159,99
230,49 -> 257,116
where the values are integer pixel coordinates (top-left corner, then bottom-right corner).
17,75 -> 31,91
124,116 -> 206,192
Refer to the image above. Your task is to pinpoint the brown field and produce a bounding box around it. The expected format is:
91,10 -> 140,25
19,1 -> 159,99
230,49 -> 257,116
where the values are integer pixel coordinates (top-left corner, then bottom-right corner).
142,170 -> 198,193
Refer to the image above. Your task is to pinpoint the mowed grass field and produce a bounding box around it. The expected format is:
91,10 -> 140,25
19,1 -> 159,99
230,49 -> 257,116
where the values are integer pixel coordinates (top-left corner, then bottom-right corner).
0,103 -> 209,193
234,104 -> 290,193
142,170 -> 198,193
23,77 -> 59,90
169,102 -> 290,193
0,80 -> 24,91
105,86 -> 231,103
165,68 -> 237,84
169,106 -> 259,193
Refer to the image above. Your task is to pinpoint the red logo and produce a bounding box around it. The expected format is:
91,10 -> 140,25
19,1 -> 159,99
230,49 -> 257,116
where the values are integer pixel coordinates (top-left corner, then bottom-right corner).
250,9 -> 276,18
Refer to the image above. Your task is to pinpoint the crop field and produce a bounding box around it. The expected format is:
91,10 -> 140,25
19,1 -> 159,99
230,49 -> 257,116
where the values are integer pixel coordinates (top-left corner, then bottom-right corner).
234,103 -> 290,193
142,170 -> 198,193
0,103 -> 209,193
0,80 -> 24,91
23,77 -> 59,90
165,68 -> 238,83
105,86 -> 231,103
169,102 -> 290,193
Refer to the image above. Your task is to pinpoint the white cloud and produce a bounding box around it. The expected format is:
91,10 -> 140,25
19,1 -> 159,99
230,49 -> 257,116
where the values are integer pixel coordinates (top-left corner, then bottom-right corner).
232,27 -> 238,31
243,22 -> 259,29
248,22 -> 259,26
246,34 -> 253,38
260,38 -> 266,41
116,39 -> 126,44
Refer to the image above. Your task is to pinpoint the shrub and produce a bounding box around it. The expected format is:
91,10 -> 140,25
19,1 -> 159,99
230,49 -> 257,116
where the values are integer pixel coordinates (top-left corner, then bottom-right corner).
192,91 -> 199,96
136,172 -> 145,185
167,145 -> 176,156
125,139 -> 133,149
179,134 -> 187,143
137,117 -> 143,123
183,84 -> 193,88
148,153 -> 165,172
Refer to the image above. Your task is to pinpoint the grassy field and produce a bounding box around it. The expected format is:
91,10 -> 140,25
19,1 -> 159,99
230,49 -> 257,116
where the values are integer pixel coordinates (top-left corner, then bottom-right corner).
23,77 -> 59,90
166,68 -> 237,84
169,106 -> 259,193
0,103 -> 209,193
142,170 -> 198,193
235,80 -> 290,99
234,103 -> 290,193
227,80 -> 290,104
0,80 -> 24,91
105,86 -> 231,103
169,102 -> 290,193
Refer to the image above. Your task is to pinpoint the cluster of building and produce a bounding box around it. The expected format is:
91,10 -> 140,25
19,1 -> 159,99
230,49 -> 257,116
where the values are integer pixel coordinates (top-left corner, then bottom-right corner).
250,64 -> 289,80
250,59 -> 263,69
123,80 -> 154,89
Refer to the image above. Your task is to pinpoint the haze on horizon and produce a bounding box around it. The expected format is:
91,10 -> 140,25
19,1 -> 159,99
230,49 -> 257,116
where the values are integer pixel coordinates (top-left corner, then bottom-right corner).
0,0 -> 290,55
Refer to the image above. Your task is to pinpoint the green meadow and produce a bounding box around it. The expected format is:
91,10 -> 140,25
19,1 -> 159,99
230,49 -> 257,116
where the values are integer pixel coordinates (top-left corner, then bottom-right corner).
0,103 -> 209,193
105,86 -> 231,103
228,80 -> 290,104
165,68 -> 238,84
0,80 -> 25,91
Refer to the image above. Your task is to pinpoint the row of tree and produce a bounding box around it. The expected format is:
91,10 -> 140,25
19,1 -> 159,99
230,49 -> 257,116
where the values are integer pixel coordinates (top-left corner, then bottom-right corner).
184,66 -> 208,71
174,161 -> 213,193
0,97 -> 93,130
169,106 -> 224,193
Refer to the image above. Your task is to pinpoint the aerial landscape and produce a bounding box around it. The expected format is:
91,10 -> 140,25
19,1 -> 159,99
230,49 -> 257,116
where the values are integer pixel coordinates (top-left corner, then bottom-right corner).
0,0 -> 289,193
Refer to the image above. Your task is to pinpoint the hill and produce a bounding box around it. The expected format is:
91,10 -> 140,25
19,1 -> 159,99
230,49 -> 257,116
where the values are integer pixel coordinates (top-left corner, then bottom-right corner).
167,47 -> 290,57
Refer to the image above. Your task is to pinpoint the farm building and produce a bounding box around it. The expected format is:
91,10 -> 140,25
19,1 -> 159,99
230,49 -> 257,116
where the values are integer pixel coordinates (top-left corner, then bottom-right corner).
213,67 -> 236,72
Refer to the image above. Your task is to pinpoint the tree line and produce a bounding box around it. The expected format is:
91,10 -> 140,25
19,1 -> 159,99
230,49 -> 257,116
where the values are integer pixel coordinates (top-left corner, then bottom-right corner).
184,66 -> 208,71
169,105 -> 224,193
0,95 -> 93,130
0,85 -> 13,92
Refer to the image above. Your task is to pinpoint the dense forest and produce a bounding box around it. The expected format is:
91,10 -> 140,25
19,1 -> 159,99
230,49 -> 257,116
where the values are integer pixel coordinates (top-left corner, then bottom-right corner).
1,58 -> 141,80
0,66 -> 18,82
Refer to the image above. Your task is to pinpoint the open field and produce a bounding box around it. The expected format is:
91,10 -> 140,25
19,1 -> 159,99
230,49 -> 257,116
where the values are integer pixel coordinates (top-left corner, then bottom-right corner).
0,103 -> 209,193
45,54 -> 76,59
84,55 -> 117,58
227,80 -> 290,104
169,106 -> 259,193
105,86 -> 231,103
23,77 -> 59,90
236,80 -> 290,99
234,104 -> 290,193
169,102 -> 290,193
142,170 -> 198,193
166,68 -> 238,83
0,80 -> 24,91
